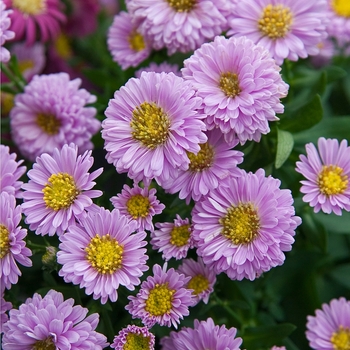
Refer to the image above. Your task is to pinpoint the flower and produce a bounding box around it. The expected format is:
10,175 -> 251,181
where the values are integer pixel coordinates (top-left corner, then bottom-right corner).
2,289 -> 109,349
10,72 -> 100,161
0,290 -> 12,333
150,214 -> 195,261
192,169 -> 301,281
4,0 -> 66,46
182,35 -> 288,145
306,297 -> 350,350
111,183 -> 165,232
226,0 -> 328,65
21,143 -> 103,236
271,347 -> 287,350
135,62 -> 181,78
161,129 -> 244,203
0,145 -> 26,198
111,325 -> 155,350
310,38 -> 336,68
0,0 -> 15,63
108,11 -> 152,70
57,207 -> 149,304
125,263 -> 193,328
295,137 -> 350,215
102,71 -> 207,184
326,0 -> 350,46
177,257 -> 216,306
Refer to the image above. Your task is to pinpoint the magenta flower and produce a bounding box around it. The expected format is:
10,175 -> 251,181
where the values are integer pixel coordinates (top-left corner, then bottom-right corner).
111,183 -> 165,232
102,71 -> 207,184
126,263 -> 193,328
10,72 -> 100,161
0,145 -> 26,198
227,0 -> 328,65
150,214 -> 194,261
57,207 -> 149,304
326,0 -> 350,46
182,35 -> 288,145
0,290 -> 12,333
111,325 -> 155,350
295,137 -> 350,215
306,297 -> 350,350
21,143 -> 103,236
135,62 -> 181,78
2,289 -> 109,349
0,0 -> 15,63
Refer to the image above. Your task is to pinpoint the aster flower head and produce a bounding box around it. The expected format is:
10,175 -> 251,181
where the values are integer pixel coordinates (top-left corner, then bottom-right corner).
295,137 -> 350,215
0,290 -> 12,333
108,11 -> 152,70
111,183 -> 165,232
102,71 -> 207,184
182,35 -> 289,145
226,0 -> 329,65
192,169 -> 301,281
135,62 -> 181,78
0,0 -> 15,63
150,214 -> 194,261
125,263 -> 193,328
21,143 -> 103,236
2,289 -> 109,349
10,72 -> 100,162
326,0 -> 350,46
57,207 -> 149,304
111,325 -> 155,350
306,297 -> 350,350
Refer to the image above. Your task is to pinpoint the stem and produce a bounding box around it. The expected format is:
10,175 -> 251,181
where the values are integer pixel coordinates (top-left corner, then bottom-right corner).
212,293 -> 243,325
26,241 -> 48,251
0,63 -> 25,93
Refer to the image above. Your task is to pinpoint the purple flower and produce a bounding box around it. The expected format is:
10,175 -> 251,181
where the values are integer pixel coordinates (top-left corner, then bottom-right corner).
295,137 -> 350,215
306,297 -> 350,350
102,71 -> 207,184
2,289 -> 109,349
111,183 -> 165,232
111,325 -> 155,350
0,0 -> 15,63
326,0 -> 350,46
107,11 -> 151,70
227,0 -> 328,65
182,35 -> 288,145
0,290 -> 12,333
57,207 -> 149,304
21,143 -> 103,236
126,263 -> 193,328
10,72 -> 100,161
192,169 -> 301,281
0,192 -> 32,290
271,347 -> 287,350
135,62 -> 181,78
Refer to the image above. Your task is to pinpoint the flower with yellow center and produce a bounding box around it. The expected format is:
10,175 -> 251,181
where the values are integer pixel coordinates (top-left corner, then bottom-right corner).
317,165 -> 348,196
12,0 -> 46,15
128,31 -> 146,52
167,0 -> 196,12
0,224 -> 10,259
170,224 -> 191,247
111,325 -> 155,350
123,333 -> 152,350
187,142 -> 214,172
32,336 -> 56,350
332,0 -> 350,17
145,283 -> 175,316
36,113 -> 61,135
219,72 -> 241,98
126,194 -> 150,219
331,326 -> 350,350
187,274 -> 209,296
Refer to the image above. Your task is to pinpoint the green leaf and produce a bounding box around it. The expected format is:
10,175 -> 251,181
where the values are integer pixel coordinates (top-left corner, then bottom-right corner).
275,129 -> 294,169
312,211 -> 350,235
324,65 -> 348,83
329,264 -> 350,289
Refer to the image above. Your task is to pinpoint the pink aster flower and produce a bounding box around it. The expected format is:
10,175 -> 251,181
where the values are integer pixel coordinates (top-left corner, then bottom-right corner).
161,129 -> 244,203
306,297 -> 350,350
310,38 -> 336,68
125,263 -> 193,328
21,143 -> 103,236
150,215 -> 195,261
2,289 -> 108,349
111,183 -> 165,232
295,137 -> 350,215
111,325 -> 155,350
0,144 -> 26,198
0,0 -> 15,63
227,0 -> 328,65
102,71 -> 207,184
4,0 -> 66,46
57,207 -> 149,304
192,169 -> 301,281
0,290 -> 12,333
182,35 -> 288,145
10,72 -> 100,161
135,62 -> 181,78
0,192 -> 32,290
326,0 -> 350,46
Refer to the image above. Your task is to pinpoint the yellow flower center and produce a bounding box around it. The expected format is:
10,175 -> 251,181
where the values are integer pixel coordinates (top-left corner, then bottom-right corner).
145,283 -> 175,316
187,142 -> 214,172
0,92 -> 14,116
32,336 -> 56,350
12,0 -> 46,15
18,59 -> 35,74
131,102 -> 171,149
258,4 -> 293,39
0,224 -> 10,259
126,194 -> 150,219
220,202 -> 260,245
317,165 -> 348,196
128,31 -> 146,51
170,224 -> 191,247
167,0 -> 196,12
36,113 -> 61,135
219,72 -> 241,98
42,173 -> 80,211
85,234 -> 124,274
332,0 -> 350,17
187,274 -> 209,296
331,326 -> 350,350
123,333 -> 151,350
54,34 -> 72,59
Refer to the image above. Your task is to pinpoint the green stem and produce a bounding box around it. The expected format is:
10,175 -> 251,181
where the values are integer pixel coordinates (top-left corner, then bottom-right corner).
212,293 -> 243,325
0,63 -> 25,93
26,241 -> 48,251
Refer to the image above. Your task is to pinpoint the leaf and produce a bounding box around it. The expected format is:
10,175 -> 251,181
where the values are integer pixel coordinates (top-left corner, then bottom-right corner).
324,65 -> 348,83
312,210 -> 350,235
329,264 -> 350,289
275,129 -> 294,169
